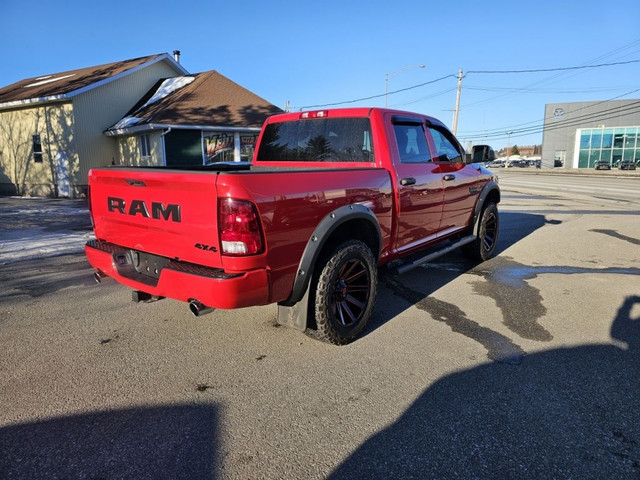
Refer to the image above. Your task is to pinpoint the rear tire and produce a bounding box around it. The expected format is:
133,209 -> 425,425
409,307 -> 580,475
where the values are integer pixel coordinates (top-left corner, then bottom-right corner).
462,202 -> 499,261
308,240 -> 377,345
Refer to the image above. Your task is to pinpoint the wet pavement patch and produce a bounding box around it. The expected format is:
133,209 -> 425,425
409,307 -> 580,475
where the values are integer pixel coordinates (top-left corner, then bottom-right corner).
383,254 -> 640,364
383,276 -> 525,365
469,257 -> 640,342
470,258 -> 551,342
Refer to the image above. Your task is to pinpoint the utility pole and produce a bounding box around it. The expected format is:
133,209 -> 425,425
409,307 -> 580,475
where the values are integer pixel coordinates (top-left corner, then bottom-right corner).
451,68 -> 463,135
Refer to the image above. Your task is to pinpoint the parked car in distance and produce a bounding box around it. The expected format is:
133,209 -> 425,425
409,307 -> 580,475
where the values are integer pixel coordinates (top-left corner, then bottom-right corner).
486,159 -> 505,168
506,159 -> 527,168
594,160 -> 611,170
618,159 -> 637,170
528,159 -> 541,168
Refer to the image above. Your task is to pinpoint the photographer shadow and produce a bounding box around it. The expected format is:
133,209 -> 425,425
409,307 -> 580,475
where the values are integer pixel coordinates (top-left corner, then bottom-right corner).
331,296 -> 640,478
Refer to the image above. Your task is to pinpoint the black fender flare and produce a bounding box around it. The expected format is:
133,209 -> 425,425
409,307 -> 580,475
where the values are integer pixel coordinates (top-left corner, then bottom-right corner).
280,203 -> 382,307
471,181 -> 500,235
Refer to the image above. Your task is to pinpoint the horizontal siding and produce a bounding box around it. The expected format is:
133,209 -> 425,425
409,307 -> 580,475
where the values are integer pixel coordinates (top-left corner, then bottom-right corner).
73,61 -> 183,185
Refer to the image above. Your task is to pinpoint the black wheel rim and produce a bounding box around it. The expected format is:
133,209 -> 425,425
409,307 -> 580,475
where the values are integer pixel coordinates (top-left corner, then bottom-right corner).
482,210 -> 498,251
331,259 -> 370,327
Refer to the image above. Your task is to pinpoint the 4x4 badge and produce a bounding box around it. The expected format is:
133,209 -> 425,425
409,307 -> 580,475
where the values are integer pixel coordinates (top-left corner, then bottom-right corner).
195,243 -> 217,252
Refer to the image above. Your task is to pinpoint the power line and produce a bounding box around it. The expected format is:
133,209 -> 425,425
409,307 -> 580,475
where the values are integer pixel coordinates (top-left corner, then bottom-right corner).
295,58 -> 639,111
464,85 -> 637,94
298,74 -> 456,110
466,59 -> 640,75
293,41 -> 640,143
458,88 -> 640,139
389,87 -> 457,108
461,39 -> 640,109
458,100 -> 640,142
462,101 -> 640,140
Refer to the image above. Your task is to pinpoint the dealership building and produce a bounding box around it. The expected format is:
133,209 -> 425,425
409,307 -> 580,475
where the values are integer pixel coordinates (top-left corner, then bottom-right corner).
541,98 -> 640,169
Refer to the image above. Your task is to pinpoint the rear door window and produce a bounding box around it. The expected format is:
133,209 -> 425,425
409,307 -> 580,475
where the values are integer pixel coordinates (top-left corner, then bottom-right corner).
428,127 -> 463,163
393,124 -> 431,164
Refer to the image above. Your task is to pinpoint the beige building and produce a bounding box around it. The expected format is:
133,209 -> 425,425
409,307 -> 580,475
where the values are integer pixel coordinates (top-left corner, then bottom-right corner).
0,53 -> 281,197
0,54 -> 188,197
105,70 -> 282,168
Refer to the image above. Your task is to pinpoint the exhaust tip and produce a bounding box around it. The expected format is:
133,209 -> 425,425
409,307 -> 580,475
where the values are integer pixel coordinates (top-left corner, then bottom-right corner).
189,300 -> 215,317
94,270 -> 107,283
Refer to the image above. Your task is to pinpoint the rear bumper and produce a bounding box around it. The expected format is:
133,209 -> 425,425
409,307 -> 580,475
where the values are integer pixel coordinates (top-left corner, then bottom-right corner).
85,240 -> 270,309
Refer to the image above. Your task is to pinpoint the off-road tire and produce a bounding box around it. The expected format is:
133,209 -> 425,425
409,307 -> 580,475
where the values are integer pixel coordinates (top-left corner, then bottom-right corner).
308,240 -> 377,345
462,202 -> 499,262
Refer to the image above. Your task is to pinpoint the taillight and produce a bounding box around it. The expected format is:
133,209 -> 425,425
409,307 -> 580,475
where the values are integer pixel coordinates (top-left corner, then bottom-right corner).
218,198 -> 264,256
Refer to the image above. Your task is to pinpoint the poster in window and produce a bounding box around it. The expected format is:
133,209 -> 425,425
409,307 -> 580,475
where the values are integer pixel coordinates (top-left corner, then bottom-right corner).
205,133 -> 234,163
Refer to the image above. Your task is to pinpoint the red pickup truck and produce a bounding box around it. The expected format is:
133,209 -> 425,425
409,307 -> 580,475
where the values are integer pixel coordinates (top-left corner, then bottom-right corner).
85,108 -> 499,344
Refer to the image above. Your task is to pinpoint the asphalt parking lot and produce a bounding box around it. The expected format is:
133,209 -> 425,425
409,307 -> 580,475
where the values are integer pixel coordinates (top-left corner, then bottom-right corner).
1,171 -> 639,478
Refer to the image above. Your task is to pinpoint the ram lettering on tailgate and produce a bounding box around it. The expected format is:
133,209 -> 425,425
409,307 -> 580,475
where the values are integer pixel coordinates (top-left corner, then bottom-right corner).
107,196 -> 181,222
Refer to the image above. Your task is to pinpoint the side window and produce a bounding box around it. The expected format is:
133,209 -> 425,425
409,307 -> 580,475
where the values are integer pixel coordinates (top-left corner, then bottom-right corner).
139,134 -> 151,158
429,127 -> 463,163
393,124 -> 431,163
32,134 -> 43,163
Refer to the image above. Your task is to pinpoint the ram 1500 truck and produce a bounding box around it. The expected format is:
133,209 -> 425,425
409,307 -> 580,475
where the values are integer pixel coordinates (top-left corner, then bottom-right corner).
85,108 -> 499,344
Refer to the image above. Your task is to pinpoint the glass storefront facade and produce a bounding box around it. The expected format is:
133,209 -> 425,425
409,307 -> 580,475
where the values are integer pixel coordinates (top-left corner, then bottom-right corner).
576,126 -> 640,168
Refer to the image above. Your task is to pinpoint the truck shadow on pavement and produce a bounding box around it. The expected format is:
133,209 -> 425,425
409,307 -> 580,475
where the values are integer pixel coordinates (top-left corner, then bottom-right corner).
330,295 -> 640,478
367,212 -> 561,360
0,404 -> 219,479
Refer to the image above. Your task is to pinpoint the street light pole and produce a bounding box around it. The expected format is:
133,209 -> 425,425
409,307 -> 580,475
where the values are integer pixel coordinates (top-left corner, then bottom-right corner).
385,64 -> 425,107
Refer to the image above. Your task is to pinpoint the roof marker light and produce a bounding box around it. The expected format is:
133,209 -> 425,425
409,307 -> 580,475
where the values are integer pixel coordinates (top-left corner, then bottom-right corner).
300,110 -> 328,119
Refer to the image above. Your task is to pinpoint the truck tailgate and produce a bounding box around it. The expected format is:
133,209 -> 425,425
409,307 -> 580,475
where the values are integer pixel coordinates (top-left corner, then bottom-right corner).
89,168 -> 222,268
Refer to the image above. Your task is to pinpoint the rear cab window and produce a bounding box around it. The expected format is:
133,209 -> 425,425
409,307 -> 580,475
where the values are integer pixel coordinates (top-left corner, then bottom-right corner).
256,117 -> 374,163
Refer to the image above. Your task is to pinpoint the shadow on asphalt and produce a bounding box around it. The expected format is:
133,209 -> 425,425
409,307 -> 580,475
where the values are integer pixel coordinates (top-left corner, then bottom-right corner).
330,296 -> 640,478
2,301 -> 637,478
0,254 -> 95,300
0,404 -> 218,478
365,212 -> 561,353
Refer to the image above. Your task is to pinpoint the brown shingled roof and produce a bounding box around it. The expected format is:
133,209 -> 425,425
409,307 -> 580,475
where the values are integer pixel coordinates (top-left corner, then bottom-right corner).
109,70 -> 283,131
0,54 -> 175,106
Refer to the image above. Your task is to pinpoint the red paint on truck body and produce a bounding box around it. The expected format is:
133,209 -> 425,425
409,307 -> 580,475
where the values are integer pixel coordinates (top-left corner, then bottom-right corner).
85,107 -> 496,311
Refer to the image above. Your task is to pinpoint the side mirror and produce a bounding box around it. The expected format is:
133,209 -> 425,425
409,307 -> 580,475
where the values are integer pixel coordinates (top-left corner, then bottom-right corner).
467,145 -> 496,164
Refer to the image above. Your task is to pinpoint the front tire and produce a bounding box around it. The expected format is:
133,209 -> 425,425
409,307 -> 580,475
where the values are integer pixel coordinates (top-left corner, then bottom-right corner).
462,202 -> 499,261
309,240 -> 377,345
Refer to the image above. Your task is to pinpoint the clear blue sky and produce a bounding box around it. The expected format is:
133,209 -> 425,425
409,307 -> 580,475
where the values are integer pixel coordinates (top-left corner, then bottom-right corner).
2,0 -> 640,150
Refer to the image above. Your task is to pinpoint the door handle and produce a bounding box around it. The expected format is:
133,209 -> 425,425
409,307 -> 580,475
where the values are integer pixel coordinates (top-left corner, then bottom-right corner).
443,174 -> 456,181
400,177 -> 416,186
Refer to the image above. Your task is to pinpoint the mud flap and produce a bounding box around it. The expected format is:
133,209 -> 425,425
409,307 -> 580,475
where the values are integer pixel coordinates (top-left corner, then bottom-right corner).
277,286 -> 311,331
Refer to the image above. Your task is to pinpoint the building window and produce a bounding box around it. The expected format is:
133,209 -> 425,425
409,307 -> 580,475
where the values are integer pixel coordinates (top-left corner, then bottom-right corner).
554,150 -> 566,167
240,134 -> 259,162
576,126 -> 640,168
204,132 -> 235,163
139,134 -> 151,158
32,134 -> 43,163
